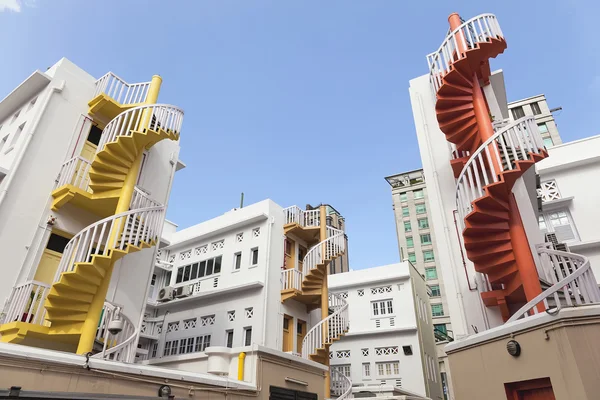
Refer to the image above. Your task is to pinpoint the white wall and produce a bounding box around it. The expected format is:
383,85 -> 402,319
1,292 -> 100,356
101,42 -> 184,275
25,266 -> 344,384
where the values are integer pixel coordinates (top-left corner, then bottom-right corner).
329,263 -> 430,397
0,58 -> 96,307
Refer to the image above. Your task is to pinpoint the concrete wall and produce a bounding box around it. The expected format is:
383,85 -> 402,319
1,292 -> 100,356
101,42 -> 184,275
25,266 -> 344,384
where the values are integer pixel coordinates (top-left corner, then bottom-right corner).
445,306 -> 600,400
329,263 -> 435,397
0,58 -> 96,308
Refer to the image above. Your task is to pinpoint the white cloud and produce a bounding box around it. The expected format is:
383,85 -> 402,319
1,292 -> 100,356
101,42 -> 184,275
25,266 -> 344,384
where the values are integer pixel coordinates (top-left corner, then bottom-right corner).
0,0 -> 21,12
0,0 -> 35,12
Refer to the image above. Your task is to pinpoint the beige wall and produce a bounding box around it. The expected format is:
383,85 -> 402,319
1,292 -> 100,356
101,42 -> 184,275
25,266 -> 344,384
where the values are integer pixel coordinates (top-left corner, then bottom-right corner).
447,314 -> 600,399
258,355 -> 325,400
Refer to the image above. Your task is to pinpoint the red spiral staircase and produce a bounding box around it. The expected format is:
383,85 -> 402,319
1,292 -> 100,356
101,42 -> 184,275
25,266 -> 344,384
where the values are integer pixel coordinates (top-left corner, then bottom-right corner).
429,13 -> 548,319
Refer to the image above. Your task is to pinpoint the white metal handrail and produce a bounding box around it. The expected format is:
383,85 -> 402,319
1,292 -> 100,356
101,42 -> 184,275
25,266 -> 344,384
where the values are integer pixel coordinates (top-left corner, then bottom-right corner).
455,116 -> 545,224
302,293 -> 349,359
94,72 -> 151,105
97,103 -> 184,155
92,301 -> 138,362
281,268 -> 303,292
427,13 -> 503,93
52,205 -> 165,283
330,367 -> 353,400
54,156 -> 92,192
0,280 -> 50,326
283,206 -> 321,228
131,186 -> 163,210
302,228 -> 345,277
507,247 -> 600,323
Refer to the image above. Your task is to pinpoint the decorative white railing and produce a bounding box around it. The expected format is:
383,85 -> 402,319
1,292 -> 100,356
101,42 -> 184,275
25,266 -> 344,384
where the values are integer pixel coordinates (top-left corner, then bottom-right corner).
507,246 -> 600,323
456,117 -> 545,224
52,206 -> 165,283
92,301 -> 137,362
140,318 -> 163,338
97,104 -> 184,155
302,228 -> 345,277
131,186 -> 163,210
281,268 -> 303,292
330,367 -> 353,400
0,280 -> 50,326
427,13 -> 503,93
302,293 -> 349,359
94,72 -> 151,106
54,156 -> 92,192
283,206 -> 321,228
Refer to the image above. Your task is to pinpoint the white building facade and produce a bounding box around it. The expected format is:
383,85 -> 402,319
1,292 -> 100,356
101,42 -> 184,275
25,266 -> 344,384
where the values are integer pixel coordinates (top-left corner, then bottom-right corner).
329,263 -> 442,400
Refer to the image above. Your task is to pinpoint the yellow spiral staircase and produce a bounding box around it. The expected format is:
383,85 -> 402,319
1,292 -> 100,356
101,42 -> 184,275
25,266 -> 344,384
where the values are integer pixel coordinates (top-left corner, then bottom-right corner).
0,73 -> 184,357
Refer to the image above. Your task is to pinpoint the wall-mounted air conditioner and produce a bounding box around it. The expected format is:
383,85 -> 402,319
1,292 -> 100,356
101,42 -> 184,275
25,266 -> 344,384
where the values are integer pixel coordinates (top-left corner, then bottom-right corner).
158,286 -> 174,302
174,285 -> 192,298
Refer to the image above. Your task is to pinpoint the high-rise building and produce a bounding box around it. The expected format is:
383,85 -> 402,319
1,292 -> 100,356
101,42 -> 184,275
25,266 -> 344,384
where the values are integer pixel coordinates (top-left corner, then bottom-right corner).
409,12 -> 600,399
329,263 -> 442,400
508,94 -> 562,148
0,58 -> 184,359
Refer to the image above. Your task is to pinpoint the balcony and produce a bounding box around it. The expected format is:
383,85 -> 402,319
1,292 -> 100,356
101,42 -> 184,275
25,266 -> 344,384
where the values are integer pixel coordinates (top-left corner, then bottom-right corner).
283,206 -> 321,243
88,72 -> 152,122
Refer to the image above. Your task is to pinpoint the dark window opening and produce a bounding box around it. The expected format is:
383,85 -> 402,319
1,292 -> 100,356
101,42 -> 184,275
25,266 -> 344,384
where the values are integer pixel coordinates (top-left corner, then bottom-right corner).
87,125 -> 103,146
46,233 -> 70,254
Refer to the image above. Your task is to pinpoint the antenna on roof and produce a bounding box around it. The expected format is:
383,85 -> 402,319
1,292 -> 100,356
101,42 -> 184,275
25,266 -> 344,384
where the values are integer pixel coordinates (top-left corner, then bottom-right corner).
240,192 -> 244,209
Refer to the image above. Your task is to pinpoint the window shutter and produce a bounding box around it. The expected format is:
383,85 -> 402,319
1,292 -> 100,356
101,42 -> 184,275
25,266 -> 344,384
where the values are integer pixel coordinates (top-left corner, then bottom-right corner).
554,224 -> 575,242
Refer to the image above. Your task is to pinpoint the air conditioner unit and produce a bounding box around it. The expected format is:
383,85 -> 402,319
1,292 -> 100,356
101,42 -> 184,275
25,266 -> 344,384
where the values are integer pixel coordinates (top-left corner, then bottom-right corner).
158,286 -> 174,302
174,285 -> 192,298
545,233 -> 569,252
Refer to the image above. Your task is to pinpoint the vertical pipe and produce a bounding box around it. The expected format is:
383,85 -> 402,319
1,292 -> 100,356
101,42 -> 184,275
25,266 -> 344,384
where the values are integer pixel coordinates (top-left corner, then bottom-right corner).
319,204 -> 330,399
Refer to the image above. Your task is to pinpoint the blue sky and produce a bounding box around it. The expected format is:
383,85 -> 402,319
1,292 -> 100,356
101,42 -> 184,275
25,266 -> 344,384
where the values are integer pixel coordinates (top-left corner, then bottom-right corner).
1,0 -> 598,270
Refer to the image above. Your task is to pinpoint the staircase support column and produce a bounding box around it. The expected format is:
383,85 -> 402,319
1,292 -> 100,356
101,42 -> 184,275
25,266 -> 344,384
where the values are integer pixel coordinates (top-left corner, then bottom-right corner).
472,77 -> 503,176
508,194 -> 544,313
319,205 -> 331,399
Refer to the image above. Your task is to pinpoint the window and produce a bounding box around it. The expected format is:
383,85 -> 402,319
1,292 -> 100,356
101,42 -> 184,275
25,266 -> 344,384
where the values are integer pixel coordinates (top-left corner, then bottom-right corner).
434,324 -> 447,335
408,253 -> 416,263
430,284 -> 441,297
414,189 -> 424,199
399,192 -> 408,202
9,123 -> 25,149
226,330 -> 234,348
372,299 -> 394,317
251,248 -> 259,266
194,334 -> 211,352
163,341 -> 172,356
28,97 -> 38,111
402,345 -> 413,356
234,252 -> 242,270
151,343 -> 158,358
376,361 -> 400,376
547,210 -> 576,242
537,122 -> 549,133
333,365 -> 351,378
543,137 -> 554,148
244,327 -> 252,346
404,221 -> 411,232
87,125 -> 103,146
406,237 -> 414,248
298,246 -> 306,263
284,239 -> 292,256
530,102 -> 542,115
46,233 -> 70,253
151,274 -> 157,286
423,250 -> 435,262
416,204 -> 427,214
538,215 -> 547,231
425,267 -> 437,280
420,234 -> 432,245
402,206 -> 409,217
511,106 -> 525,119
11,110 -> 20,123
418,218 -> 429,229
175,256 -> 222,284
362,363 -> 371,378
432,304 -> 444,317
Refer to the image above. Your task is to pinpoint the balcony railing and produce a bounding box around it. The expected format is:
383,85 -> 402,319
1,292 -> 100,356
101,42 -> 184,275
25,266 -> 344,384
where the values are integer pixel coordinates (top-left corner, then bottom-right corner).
281,268 -> 303,292
94,72 -> 151,105
283,206 -> 320,228
54,156 -> 92,192
0,280 -> 50,326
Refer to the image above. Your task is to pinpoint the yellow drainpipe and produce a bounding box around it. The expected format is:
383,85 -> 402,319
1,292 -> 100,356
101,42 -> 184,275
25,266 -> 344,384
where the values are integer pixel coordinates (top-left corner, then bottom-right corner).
238,352 -> 246,381
319,205 -> 331,399
76,76 -> 162,355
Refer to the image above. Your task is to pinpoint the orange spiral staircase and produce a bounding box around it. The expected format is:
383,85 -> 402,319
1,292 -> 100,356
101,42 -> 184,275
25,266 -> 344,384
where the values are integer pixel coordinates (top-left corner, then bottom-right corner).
429,13 -> 548,319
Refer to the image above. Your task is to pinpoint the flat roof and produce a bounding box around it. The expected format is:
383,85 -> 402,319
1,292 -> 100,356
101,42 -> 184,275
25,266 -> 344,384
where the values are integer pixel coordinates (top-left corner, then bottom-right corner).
0,70 -> 51,123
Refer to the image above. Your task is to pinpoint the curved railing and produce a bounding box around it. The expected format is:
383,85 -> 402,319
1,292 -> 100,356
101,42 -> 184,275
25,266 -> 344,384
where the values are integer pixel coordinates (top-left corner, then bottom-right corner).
52,206 -> 165,283
92,301 -> 138,362
283,206 -> 320,228
507,246 -> 600,323
0,280 -> 50,326
427,13 -> 503,93
94,72 -> 151,105
302,293 -> 349,359
98,104 -> 184,154
302,227 -> 345,277
131,186 -> 163,210
330,367 -> 353,400
54,156 -> 92,192
455,116 -> 545,224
